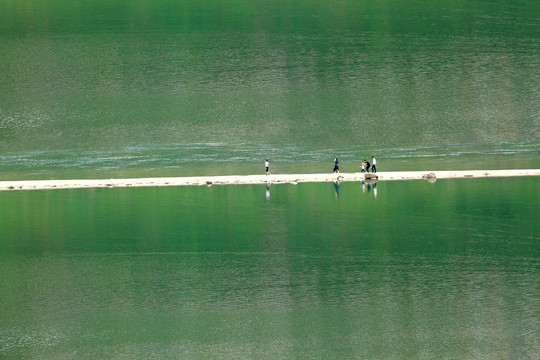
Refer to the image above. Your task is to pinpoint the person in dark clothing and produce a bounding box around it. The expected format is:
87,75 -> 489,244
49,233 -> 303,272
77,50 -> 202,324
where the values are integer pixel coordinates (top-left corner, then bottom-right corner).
365,159 -> 371,173
333,158 -> 339,173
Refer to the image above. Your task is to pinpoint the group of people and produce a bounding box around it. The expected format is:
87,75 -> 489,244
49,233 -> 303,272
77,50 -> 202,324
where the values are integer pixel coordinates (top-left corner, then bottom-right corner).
361,157 -> 376,173
333,156 -> 377,174
264,157 -> 377,176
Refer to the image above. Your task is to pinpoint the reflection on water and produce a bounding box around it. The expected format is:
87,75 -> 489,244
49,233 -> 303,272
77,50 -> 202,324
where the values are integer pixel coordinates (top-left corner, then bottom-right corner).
336,179 -> 378,199
0,179 -> 538,358
361,180 -> 379,199
0,0 -> 539,358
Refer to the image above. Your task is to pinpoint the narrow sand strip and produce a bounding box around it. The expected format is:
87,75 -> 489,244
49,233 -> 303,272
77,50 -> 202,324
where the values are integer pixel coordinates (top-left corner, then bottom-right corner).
0,169 -> 538,191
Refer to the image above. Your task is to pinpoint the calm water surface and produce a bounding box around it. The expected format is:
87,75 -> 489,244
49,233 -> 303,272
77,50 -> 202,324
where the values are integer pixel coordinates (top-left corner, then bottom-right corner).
1,178 -> 539,359
1,0 -> 539,179
0,0 -> 539,358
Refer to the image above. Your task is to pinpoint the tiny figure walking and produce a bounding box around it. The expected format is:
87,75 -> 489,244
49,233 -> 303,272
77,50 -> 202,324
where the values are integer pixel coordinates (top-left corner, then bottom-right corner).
265,159 -> 270,175
371,156 -> 377,173
333,158 -> 339,173
361,161 -> 366,173
365,159 -> 371,173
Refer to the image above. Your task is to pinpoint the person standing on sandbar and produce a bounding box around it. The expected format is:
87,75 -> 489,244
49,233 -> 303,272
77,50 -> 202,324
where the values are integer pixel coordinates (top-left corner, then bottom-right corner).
265,159 -> 270,175
371,156 -> 377,173
333,158 -> 339,173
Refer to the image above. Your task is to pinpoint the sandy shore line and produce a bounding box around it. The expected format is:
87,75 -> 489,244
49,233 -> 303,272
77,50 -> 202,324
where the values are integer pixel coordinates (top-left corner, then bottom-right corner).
0,169 -> 538,191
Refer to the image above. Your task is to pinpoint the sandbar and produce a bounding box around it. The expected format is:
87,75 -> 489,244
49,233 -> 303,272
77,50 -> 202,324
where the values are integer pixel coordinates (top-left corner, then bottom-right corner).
0,169 -> 538,191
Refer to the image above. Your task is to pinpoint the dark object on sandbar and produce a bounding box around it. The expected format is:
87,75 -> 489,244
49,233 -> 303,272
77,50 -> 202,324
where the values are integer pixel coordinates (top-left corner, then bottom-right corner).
365,173 -> 378,180
422,173 -> 436,179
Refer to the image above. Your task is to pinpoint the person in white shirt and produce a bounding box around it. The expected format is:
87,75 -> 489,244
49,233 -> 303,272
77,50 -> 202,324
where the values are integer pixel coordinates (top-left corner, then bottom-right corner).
371,156 -> 377,173
265,159 -> 270,175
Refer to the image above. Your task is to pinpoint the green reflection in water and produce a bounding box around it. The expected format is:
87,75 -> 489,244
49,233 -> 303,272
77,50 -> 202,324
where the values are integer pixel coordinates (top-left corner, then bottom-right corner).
0,178 -> 538,358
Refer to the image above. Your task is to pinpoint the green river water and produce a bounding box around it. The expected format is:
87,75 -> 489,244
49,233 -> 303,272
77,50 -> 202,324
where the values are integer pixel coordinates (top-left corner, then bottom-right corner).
0,0 -> 539,358
1,179 -> 539,358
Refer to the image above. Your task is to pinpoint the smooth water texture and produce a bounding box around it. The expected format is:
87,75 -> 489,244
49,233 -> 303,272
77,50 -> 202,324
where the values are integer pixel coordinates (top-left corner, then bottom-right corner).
0,1 -> 539,359
0,178 -> 539,359
1,0 -> 539,179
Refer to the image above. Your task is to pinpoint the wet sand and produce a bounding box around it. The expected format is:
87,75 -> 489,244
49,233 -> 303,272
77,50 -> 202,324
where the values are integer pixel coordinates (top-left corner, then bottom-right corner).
0,169 -> 538,191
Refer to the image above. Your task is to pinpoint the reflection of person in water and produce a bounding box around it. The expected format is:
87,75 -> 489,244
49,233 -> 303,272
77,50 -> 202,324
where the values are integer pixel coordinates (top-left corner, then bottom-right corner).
333,181 -> 340,198
266,184 -> 270,201
362,180 -> 378,196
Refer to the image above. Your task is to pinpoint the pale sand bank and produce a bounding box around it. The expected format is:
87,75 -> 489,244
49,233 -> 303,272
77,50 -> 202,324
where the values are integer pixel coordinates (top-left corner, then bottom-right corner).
0,169 -> 538,191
